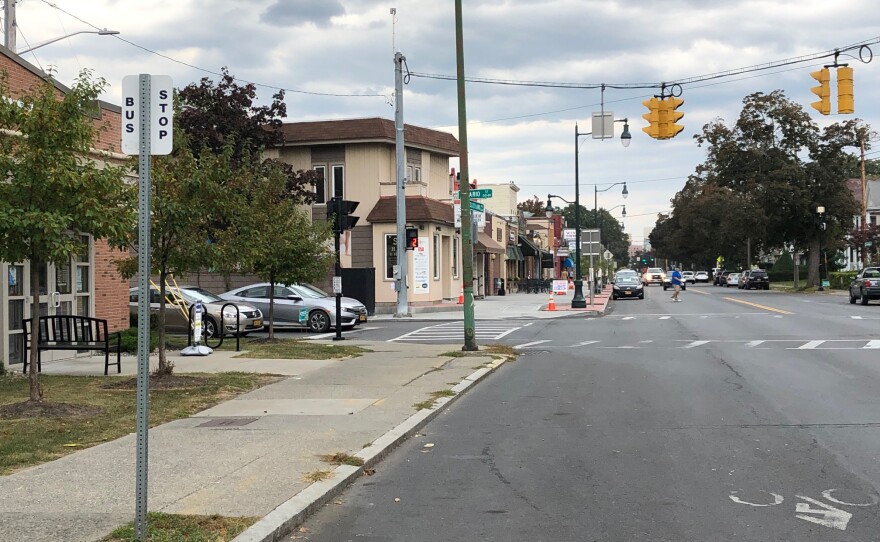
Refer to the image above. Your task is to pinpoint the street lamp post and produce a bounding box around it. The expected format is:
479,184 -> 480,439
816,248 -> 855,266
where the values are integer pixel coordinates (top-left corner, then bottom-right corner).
592,182 -> 628,297
817,205 -> 825,291
17,28 -> 120,54
564,119 -> 631,308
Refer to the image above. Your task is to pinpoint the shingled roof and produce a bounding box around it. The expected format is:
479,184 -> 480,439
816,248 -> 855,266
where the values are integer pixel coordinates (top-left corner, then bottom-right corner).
366,196 -> 455,225
277,118 -> 459,156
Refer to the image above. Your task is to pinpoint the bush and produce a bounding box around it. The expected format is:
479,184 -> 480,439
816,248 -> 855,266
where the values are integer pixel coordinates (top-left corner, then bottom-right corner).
118,327 -> 159,354
829,271 -> 857,290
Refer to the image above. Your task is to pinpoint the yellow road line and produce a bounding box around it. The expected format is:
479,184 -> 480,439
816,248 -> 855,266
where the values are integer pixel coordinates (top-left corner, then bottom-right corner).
688,288 -> 710,295
722,297 -> 794,315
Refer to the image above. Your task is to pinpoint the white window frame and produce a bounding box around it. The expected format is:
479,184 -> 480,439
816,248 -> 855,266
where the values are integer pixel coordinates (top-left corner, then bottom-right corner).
433,234 -> 440,280
406,165 -> 413,184
414,166 -> 421,183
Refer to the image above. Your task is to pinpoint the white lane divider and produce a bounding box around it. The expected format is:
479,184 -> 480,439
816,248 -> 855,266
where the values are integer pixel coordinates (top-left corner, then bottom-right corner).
513,340 -> 551,350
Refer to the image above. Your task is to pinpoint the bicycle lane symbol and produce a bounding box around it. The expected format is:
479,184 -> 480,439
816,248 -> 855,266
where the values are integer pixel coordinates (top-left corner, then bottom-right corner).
729,489 -> 879,531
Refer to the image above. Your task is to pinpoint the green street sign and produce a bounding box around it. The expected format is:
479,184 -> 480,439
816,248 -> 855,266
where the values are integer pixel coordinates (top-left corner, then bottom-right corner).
469,189 -> 493,199
469,201 -> 485,212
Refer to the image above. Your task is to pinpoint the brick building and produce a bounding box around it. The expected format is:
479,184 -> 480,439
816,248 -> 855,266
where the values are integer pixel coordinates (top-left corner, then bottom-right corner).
0,47 -> 129,367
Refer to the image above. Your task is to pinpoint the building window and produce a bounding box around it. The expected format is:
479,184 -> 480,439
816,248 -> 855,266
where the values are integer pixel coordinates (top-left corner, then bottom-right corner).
452,237 -> 459,278
332,165 -> 344,199
433,234 -> 440,280
497,227 -> 503,242
313,165 -> 326,204
872,215 -> 877,227
385,234 -> 398,280
414,167 -> 421,183
406,165 -> 413,184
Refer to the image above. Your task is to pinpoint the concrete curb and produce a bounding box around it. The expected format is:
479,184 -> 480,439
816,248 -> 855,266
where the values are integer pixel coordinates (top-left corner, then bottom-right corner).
230,356 -> 508,542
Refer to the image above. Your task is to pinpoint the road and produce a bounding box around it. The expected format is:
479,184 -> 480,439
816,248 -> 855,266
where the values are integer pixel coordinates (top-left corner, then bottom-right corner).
294,284 -> 880,541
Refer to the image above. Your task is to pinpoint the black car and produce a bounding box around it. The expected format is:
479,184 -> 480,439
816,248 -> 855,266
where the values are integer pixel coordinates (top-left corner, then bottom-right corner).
849,267 -> 880,305
612,274 -> 645,300
741,269 -> 769,290
714,270 -> 731,286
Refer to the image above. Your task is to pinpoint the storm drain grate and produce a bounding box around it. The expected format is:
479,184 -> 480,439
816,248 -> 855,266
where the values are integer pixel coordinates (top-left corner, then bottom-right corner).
196,417 -> 259,428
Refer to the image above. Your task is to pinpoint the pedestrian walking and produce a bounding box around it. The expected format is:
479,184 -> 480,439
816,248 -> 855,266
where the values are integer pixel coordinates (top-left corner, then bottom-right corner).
671,266 -> 683,302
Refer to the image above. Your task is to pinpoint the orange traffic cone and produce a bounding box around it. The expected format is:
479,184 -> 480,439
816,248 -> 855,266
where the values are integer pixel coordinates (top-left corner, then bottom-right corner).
457,285 -> 464,305
569,280 -> 574,290
548,292 -> 556,311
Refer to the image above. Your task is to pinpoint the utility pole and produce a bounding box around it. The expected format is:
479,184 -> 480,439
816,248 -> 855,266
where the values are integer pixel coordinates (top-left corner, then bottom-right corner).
455,0 -> 477,351
861,135 -> 867,267
4,0 -> 16,51
393,51 -> 410,317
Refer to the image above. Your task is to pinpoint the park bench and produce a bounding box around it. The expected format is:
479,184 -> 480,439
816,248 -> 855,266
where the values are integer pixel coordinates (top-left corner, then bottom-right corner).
23,315 -> 122,375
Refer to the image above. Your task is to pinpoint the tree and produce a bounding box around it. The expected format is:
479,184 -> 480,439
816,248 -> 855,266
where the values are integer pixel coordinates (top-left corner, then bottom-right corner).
0,70 -> 135,401
559,204 -> 629,268
224,164 -> 333,339
517,195 -> 546,217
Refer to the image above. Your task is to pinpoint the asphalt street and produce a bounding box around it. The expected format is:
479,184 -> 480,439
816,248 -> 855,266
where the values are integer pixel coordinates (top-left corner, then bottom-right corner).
291,284 -> 880,541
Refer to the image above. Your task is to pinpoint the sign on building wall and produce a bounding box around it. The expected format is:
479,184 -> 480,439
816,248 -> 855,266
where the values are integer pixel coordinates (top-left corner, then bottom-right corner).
413,238 -> 430,294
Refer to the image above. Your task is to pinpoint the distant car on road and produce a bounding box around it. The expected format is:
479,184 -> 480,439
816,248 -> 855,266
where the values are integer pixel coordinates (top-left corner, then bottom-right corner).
682,271 -> 695,284
612,274 -> 644,300
643,267 -> 665,286
220,283 -> 367,332
849,267 -> 880,305
663,272 -> 686,291
694,271 -> 710,283
714,270 -> 731,286
725,272 -> 741,287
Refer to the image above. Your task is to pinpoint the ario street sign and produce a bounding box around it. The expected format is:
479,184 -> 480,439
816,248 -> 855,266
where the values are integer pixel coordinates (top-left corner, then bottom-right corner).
469,188 -> 493,199
469,200 -> 485,212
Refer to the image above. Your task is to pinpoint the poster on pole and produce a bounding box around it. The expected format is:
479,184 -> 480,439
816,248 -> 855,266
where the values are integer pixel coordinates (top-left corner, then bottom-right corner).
413,239 -> 429,294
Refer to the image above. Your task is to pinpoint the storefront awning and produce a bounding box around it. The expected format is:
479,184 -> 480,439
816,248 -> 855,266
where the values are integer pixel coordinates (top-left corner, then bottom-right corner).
518,234 -> 541,257
476,233 -> 505,254
506,246 -> 524,261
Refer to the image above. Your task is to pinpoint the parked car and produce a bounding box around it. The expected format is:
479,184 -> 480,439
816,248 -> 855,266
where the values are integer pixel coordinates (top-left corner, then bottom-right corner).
643,267 -> 665,286
725,272 -> 741,288
220,283 -> 368,332
714,270 -> 731,286
681,271 -> 695,284
741,269 -> 770,290
694,271 -> 710,283
849,267 -> 880,305
129,285 -> 263,338
613,269 -> 639,283
612,274 -> 644,300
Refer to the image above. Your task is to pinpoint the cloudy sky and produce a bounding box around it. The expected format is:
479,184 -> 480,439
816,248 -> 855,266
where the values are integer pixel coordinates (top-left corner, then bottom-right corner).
12,0 -> 880,246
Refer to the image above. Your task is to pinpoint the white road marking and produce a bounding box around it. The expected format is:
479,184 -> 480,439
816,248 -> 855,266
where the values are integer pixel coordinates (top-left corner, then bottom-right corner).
640,340 -> 654,343
745,340 -> 766,348
572,340 -> 599,347
622,316 -> 635,321
682,340 -> 711,349
821,489 -> 880,507
851,316 -> 864,319
795,495 -> 851,531
522,322 -> 535,327
798,340 -> 825,350
598,345 -> 639,349
729,491 -> 784,507
305,326 -> 378,340
863,340 -> 880,349
659,316 -> 671,320
513,340 -> 551,350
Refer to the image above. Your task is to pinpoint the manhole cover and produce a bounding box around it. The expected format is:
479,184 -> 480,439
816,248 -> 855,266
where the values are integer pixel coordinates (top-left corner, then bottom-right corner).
196,417 -> 259,428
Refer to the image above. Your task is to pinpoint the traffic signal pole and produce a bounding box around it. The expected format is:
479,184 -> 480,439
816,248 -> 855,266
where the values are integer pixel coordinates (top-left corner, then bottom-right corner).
455,0 -> 477,351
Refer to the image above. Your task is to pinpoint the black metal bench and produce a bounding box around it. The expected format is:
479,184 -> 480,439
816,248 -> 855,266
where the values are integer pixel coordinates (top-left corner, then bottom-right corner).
23,315 -> 122,375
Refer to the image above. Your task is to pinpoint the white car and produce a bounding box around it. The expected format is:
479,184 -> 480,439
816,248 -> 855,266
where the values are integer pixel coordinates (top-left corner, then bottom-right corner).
694,271 -> 710,283
725,272 -> 741,287
681,271 -> 695,284
642,267 -> 665,285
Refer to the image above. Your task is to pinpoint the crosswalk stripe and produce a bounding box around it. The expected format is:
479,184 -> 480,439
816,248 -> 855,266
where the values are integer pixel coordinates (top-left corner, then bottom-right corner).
863,340 -> 880,349
572,340 -> 599,347
798,340 -> 825,350
746,340 -> 766,348
659,316 -> 671,320
514,340 -> 551,350
682,340 -> 711,349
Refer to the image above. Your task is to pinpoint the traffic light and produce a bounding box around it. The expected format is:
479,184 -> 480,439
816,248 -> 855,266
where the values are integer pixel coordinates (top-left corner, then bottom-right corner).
665,97 -> 685,139
406,227 -> 419,249
326,198 -> 359,233
810,68 -> 831,115
642,97 -> 660,139
837,66 -> 854,114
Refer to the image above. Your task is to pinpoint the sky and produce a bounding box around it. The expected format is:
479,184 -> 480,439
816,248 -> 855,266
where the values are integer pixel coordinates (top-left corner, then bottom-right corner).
11,0 -> 880,247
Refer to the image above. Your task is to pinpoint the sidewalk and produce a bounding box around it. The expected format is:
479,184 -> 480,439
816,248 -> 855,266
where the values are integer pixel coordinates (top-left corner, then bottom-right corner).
0,342 -> 504,542
371,285 -> 613,321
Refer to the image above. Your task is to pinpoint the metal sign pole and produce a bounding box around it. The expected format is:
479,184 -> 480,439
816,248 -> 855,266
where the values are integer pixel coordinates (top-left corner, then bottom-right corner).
134,74 -> 152,541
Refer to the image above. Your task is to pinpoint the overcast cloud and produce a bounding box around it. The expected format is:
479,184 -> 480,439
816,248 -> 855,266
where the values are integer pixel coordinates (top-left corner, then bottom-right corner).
13,0 -> 880,246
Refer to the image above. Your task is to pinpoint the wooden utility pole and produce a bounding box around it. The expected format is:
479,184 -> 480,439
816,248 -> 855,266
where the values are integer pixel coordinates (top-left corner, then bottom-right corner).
861,136 -> 867,266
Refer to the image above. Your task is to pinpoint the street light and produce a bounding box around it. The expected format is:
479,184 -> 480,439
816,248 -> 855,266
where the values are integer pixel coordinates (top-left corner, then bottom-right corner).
571,118 -> 631,308
17,28 -> 120,54
817,205 -> 825,292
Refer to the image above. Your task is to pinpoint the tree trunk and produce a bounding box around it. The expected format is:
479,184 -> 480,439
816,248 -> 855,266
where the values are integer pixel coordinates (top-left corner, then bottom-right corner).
268,278 -> 275,341
806,238 -> 820,288
156,271 -> 170,375
28,260 -> 43,402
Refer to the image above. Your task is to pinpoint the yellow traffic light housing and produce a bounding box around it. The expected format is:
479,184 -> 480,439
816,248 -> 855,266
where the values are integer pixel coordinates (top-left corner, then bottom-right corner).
642,97 -> 660,139
657,98 -> 671,139
837,66 -> 854,114
666,97 -> 684,139
810,68 -> 831,115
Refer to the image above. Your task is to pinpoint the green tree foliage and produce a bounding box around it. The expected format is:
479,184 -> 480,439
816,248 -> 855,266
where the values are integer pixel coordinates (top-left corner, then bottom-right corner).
0,70 -> 135,400
517,195 -> 546,217
559,204 -> 629,268
652,90 -> 868,286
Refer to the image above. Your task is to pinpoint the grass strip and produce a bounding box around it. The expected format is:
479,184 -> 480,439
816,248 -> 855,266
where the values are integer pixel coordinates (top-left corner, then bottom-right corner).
102,512 -> 258,542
